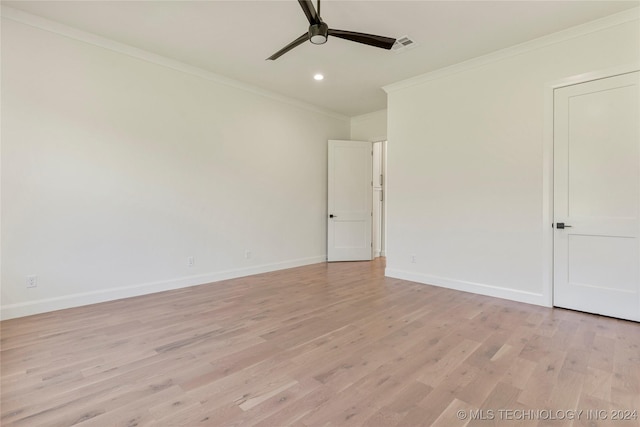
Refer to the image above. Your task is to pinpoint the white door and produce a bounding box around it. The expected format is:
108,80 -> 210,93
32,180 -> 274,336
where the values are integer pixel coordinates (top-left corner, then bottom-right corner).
553,71 -> 640,322
328,140 -> 373,262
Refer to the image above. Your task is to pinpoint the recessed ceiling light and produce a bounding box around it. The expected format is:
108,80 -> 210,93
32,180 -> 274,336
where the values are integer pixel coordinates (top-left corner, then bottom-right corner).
314,73 -> 324,81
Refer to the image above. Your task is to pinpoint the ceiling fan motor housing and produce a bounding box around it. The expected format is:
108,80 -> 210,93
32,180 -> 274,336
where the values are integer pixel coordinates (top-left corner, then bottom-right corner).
309,22 -> 329,44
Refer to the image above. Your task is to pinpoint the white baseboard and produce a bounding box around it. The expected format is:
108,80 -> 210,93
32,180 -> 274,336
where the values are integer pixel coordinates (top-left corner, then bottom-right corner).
385,268 -> 549,307
0,256 -> 325,320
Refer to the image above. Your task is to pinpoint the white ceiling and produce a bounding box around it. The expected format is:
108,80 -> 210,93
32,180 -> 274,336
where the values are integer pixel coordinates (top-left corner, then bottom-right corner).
4,1 -> 638,117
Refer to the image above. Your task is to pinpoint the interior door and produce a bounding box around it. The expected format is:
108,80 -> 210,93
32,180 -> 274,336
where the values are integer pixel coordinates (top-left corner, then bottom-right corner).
553,71 -> 640,321
327,140 -> 373,262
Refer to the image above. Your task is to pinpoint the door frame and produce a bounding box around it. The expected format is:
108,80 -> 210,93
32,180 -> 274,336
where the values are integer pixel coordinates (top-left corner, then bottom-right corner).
372,139 -> 387,258
542,63 -> 640,308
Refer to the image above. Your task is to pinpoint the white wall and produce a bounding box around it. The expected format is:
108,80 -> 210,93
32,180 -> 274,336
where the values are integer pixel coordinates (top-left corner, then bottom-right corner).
384,11 -> 640,306
350,109 -> 387,142
1,16 -> 349,319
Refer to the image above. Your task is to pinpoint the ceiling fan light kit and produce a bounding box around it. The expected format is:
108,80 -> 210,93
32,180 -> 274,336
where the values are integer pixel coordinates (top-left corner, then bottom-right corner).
267,0 -> 396,60
309,22 -> 329,45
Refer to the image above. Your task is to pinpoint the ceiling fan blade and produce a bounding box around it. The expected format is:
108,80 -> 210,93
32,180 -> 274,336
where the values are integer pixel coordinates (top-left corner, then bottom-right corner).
328,29 -> 396,50
266,33 -> 309,60
298,0 -> 320,25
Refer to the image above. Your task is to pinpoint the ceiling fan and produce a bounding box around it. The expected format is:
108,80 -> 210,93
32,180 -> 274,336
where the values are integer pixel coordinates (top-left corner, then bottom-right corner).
267,0 -> 396,60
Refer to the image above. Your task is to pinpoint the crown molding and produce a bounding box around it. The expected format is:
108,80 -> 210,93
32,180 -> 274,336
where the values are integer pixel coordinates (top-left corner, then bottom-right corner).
350,109 -> 387,124
383,7 -> 640,93
1,6 -> 349,122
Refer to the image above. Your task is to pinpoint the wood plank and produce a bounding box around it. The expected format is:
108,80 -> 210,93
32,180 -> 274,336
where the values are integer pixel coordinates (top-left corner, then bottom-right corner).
1,258 -> 638,426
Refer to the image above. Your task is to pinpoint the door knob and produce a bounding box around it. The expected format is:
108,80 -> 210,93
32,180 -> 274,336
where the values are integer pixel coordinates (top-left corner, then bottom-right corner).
330,214 -> 336,218
556,222 -> 572,229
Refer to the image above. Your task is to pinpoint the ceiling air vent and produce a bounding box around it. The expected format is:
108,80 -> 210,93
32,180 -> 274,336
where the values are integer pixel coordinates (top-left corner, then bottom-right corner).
392,36 -> 416,53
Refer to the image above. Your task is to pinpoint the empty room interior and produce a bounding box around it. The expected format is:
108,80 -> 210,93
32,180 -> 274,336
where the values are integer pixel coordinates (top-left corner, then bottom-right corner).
2,1 -> 640,426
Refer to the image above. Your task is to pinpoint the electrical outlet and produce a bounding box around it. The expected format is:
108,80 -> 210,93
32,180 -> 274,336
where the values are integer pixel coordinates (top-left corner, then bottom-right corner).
187,256 -> 195,267
26,275 -> 38,288
244,250 -> 252,260
410,255 -> 417,264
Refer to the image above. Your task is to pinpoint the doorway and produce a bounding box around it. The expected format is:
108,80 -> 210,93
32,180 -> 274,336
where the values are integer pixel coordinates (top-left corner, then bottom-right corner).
372,140 -> 386,258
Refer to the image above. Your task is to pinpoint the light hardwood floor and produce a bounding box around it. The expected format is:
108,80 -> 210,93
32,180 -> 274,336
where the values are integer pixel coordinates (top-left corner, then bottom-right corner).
1,259 -> 639,426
